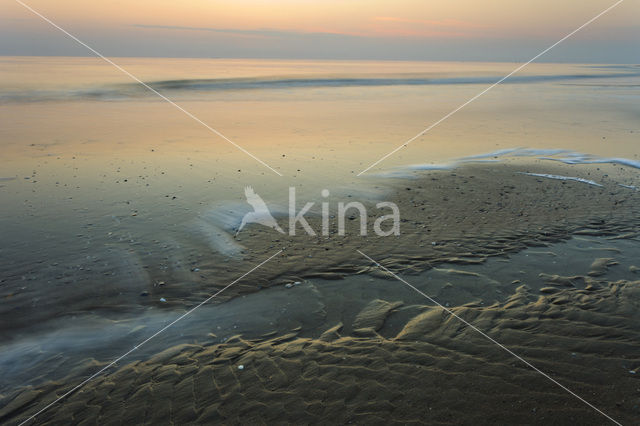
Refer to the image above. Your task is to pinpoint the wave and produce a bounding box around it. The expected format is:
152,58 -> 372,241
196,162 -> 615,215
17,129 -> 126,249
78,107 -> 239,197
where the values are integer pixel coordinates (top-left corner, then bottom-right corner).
3,70 -> 640,102
142,72 -> 640,90
377,148 -> 640,181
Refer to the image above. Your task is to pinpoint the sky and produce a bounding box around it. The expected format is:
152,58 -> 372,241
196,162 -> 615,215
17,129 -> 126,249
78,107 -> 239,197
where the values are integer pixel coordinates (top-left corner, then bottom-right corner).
1,0 -> 638,62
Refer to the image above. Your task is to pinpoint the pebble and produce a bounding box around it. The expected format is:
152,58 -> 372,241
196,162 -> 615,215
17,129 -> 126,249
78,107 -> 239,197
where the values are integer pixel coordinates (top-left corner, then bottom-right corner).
237,365 -> 244,370
159,297 -> 167,303
285,283 -> 293,289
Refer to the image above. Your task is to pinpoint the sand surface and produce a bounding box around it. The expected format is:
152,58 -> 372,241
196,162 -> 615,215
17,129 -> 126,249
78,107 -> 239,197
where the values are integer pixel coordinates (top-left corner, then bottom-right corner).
3,272 -> 639,424
4,161 -> 640,333
2,162 -> 640,424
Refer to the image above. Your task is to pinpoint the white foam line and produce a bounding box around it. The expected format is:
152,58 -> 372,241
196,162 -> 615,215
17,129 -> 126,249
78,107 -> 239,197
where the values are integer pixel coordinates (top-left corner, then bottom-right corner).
357,250 -> 622,426
619,183 -> 638,191
384,148 -> 640,180
406,162 -> 458,171
459,148 -> 573,161
518,172 -> 603,187
541,156 -> 640,169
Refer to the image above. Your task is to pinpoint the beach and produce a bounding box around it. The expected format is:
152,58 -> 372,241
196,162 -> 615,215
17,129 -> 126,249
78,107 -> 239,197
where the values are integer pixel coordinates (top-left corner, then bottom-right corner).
2,159 -> 640,424
1,57 -> 640,424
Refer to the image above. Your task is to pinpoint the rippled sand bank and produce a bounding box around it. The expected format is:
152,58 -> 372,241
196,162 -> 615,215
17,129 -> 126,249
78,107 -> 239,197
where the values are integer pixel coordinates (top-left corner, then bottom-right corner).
4,268 -> 639,424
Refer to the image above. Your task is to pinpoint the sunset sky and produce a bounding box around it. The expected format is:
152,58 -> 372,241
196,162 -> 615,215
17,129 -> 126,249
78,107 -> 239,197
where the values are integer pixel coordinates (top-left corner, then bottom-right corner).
1,0 -> 638,62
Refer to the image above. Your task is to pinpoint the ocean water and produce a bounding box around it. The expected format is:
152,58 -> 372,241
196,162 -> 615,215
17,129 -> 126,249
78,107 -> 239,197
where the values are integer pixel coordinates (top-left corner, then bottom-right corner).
1,58 -> 639,169
1,57 -> 638,250
1,58 -> 638,220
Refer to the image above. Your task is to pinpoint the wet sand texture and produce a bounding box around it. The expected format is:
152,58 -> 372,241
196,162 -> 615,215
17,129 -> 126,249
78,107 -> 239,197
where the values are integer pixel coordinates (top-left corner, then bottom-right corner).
3,277 -> 639,425
3,163 -> 640,335
2,162 -> 640,424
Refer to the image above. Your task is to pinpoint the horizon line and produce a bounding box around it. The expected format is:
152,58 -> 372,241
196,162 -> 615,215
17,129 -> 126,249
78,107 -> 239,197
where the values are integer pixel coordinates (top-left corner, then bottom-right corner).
0,54 -> 637,66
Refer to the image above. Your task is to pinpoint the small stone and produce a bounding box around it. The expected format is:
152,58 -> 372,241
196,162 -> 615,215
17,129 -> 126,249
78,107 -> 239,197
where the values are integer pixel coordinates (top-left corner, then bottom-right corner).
159,297 -> 167,303
285,283 -> 293,289
293,281 -> 302,286
237,365 -> 244,370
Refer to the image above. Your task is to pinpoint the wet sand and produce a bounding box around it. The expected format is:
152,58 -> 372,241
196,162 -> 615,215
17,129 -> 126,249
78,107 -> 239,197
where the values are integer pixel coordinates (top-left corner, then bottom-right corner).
3,263 -> 640,424
73,160 -> 640,308
4,161 -> 640,333
2,161 -> 640,424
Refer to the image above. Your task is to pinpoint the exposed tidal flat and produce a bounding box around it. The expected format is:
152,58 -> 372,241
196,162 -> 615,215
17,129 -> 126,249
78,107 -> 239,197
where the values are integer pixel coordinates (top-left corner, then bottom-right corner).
2,161 -> 640,424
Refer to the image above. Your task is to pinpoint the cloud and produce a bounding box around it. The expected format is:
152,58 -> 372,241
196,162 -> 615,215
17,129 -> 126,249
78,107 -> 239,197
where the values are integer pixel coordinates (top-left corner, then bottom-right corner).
132,22 -> 472,40
132,24 -> 363,39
